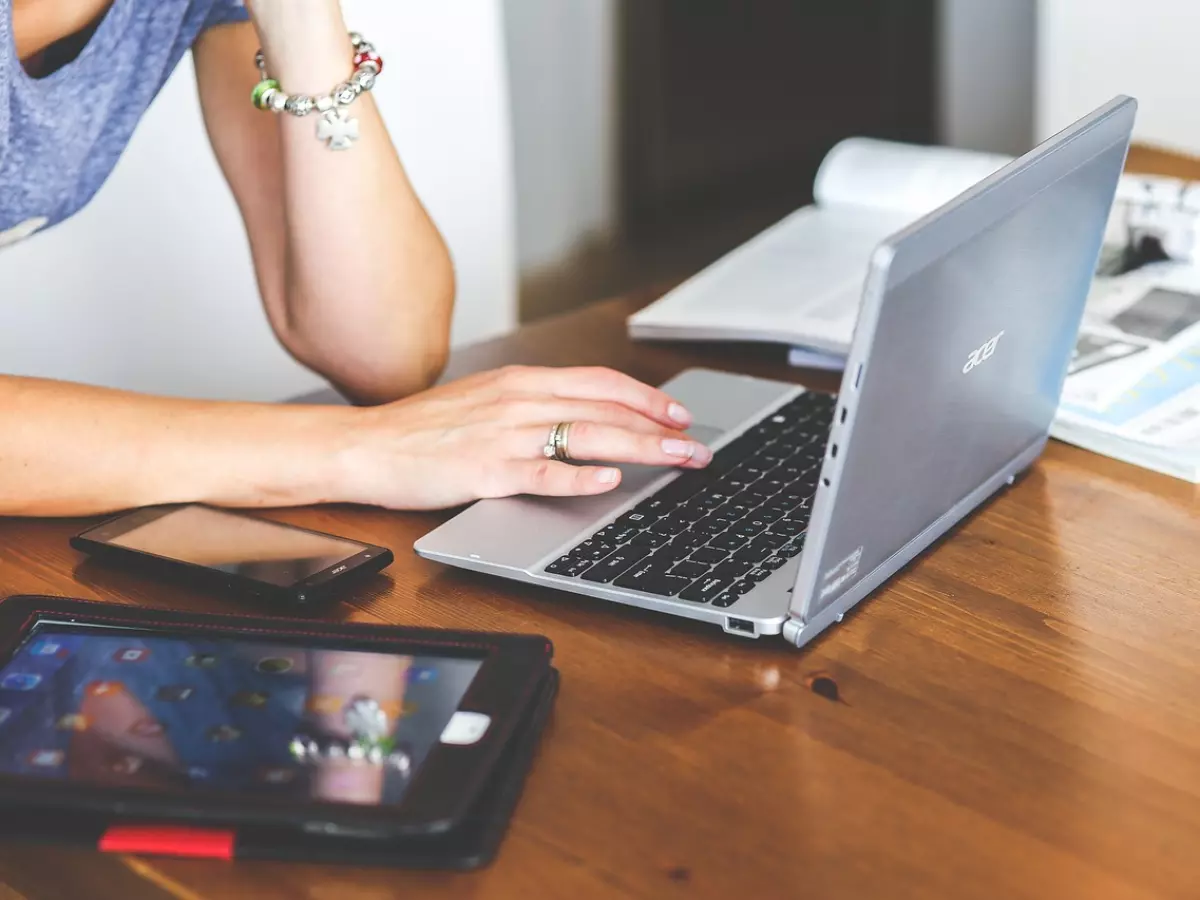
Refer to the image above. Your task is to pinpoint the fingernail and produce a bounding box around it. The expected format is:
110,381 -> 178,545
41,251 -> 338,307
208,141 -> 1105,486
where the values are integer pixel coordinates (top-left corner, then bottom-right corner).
692,444 -> 713,465
668,403 -> 693,426
662,439 -> 696,459
596,468 -> 620,484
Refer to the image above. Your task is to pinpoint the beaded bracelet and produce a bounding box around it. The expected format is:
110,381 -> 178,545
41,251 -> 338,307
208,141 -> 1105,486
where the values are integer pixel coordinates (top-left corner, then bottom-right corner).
251,32 -> 384,151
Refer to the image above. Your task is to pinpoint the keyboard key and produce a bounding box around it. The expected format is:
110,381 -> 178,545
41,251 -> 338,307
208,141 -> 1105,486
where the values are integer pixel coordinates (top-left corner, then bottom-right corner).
709,533 -> 748,552
653,543 -> 696,566
756,506 -> 786,523
648,518 -> 690,537
670,560 -> 711,580
754,532 -> 789,550
676,503 -> 711,522
771,519 -> 806,537
630,530 -> 672,548
689,547 -> 728,565
744,566 -> 772,584
680,576 -> 737,604
733,543 -> 771,563
545,556 -> 594,577
712,592 -> 740,608
713,560 -> 753,579
634,497 -> 675,517
581,545 -> 652,583
761,555 -> 788,571
670,530 -> 711,551
694,516 -> 735,535
616,510 -> 657,529
732,519 -> 770,538
614,559 -> 693,596
654,471 -> 710,506
594,524 -> 640,545
780,536 -> 806,557
570,540 -> 614,561
758,479 -> 787,496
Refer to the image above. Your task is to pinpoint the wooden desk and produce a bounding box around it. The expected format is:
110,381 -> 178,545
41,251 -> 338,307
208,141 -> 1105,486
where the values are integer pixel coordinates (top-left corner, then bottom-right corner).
3,160 -> 1200,900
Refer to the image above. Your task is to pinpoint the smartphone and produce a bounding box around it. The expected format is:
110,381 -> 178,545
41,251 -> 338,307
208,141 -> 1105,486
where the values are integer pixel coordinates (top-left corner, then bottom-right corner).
71,504 -> 394,608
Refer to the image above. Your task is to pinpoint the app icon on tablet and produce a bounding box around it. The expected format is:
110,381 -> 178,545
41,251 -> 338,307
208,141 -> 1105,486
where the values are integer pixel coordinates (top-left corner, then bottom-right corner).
206,724 -> 241,743
255,657 -> 294,675
185,653 -> 219,669
56,714 -> 89,732
0,708 -> 10,726
113,648 -> 149,663
232,690 -> 270,708
29,640 -> 67,658
307,694 -> 342,715
85,681 -> 125,697
155,686 -> 194,702
28,749 -> 64,768
407,665 -> 437,684
1,674 -> 41,691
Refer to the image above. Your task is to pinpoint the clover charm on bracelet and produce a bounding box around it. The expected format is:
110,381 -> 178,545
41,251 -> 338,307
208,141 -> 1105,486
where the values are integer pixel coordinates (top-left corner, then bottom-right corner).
317,108 -> 360,151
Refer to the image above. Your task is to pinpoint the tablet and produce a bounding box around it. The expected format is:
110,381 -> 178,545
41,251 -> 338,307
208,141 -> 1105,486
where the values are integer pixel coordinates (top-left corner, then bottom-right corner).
0,596 -> 553,841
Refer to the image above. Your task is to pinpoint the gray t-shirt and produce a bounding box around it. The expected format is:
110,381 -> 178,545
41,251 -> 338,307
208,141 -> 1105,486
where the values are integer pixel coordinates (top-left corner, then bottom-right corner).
0,0 -> 248,249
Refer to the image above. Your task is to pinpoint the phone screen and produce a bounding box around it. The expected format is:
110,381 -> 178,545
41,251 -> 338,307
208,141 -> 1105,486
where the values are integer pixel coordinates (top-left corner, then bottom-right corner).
102,506 -> 368,587
0,624 -> 482,808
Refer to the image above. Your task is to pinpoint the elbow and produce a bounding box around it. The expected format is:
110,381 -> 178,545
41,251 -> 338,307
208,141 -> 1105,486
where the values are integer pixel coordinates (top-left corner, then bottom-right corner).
319,331 -> 450,406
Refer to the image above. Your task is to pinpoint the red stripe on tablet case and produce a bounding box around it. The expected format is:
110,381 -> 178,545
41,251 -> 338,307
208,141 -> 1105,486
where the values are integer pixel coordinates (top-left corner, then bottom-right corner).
99,825 -> 236,860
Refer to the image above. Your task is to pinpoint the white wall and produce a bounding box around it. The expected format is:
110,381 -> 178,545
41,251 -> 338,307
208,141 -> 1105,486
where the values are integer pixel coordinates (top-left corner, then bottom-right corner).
1037,0 -> 1200,153
938,0 -> 1037,155
502,0 -> 616,273
0,1 -> 517,402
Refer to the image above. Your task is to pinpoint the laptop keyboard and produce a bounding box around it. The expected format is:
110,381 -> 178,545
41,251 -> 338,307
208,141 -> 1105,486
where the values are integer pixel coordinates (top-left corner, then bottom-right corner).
543,391 -> 837,608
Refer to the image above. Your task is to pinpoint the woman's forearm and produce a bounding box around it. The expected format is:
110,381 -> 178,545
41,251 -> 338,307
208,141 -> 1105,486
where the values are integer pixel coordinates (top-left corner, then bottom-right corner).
247,0 -> 455,404
0,376 -> 357,517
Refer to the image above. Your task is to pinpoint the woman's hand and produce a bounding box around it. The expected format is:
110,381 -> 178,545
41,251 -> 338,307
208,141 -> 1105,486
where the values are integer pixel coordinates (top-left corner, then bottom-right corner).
333,366 -> 713,510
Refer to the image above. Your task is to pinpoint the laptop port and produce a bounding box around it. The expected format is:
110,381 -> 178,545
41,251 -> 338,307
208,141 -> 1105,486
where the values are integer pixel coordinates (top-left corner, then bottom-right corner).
726,617 -> 755,636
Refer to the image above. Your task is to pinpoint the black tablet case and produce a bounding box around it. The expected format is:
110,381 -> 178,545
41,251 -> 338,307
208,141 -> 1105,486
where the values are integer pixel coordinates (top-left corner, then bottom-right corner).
0,596 -> 559,870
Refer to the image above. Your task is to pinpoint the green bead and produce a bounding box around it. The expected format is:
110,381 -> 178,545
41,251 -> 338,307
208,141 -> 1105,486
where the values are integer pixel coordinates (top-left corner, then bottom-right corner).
251,79 -> 280,110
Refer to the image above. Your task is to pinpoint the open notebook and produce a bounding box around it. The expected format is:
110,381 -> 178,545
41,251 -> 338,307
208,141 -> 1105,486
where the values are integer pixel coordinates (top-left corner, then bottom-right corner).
626,138 -> 1015,357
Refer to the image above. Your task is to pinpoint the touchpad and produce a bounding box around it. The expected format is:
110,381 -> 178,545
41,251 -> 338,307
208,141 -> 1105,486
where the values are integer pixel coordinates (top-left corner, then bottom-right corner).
687,424 -> 725,446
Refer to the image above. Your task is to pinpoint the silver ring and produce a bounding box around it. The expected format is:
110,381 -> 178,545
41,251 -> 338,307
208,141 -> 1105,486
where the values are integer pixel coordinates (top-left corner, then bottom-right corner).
542,422 -> 572,462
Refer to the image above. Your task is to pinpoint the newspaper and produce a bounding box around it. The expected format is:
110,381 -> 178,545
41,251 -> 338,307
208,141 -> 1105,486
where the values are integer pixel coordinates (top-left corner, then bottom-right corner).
1053,260 -> 1200,481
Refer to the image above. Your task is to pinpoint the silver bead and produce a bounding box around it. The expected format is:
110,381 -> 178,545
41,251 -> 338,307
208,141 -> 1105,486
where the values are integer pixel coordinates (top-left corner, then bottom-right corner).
359,60 -> 380,77
333,82 -> 358,106
357,42 -> 375,56
349,31 -> 364,48
286,94 -> 315,117
354,70 -> 376,92
315,95 -> 335,113
259,87 -> 278,110
270,90 -> 289,113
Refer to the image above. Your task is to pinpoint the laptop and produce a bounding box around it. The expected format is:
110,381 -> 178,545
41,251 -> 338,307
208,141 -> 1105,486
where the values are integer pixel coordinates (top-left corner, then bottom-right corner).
415,96 -> 1136,649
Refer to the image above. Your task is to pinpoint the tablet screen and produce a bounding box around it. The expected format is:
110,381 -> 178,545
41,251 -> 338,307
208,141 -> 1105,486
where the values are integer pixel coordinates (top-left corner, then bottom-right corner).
0,624 -> 482,808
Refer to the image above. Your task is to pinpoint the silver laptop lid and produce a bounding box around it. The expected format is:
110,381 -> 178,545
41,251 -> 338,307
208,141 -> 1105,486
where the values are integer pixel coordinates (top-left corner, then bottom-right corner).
789,96 -> 1137,628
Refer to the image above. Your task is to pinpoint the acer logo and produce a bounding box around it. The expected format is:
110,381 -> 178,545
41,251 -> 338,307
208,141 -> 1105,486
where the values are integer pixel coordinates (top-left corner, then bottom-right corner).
330,565 -> 348,575
963,331 -> 1005,373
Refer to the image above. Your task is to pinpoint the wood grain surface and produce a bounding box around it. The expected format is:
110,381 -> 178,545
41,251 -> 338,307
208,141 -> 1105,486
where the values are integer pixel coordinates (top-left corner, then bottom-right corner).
1,151 -> 1199,900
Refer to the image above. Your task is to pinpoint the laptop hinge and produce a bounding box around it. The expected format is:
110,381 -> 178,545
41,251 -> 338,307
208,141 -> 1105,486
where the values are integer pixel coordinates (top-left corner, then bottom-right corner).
782,618 -> 805,648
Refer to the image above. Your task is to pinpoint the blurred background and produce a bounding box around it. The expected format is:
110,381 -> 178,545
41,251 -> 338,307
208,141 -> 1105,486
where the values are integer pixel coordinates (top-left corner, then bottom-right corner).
3,0 -> 1197,401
